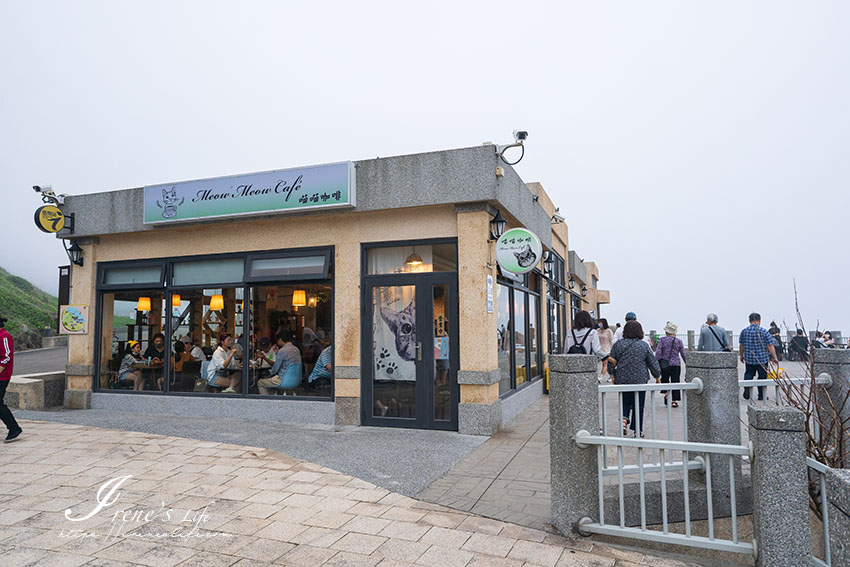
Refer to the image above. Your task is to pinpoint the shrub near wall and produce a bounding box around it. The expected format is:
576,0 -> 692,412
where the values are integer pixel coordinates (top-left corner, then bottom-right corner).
0,266 -> 58,350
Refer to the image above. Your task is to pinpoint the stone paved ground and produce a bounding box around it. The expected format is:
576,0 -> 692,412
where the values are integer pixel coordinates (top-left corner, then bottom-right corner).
418,361 -> 811,534
0,420 -> 701,567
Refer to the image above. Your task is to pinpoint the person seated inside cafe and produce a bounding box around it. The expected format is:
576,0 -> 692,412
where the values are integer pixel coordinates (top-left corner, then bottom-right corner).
308,338 -> 332,389
181,335 -> 207,361
255,337 -> 276,369
118,341 -> 146,390
255,331 -> 301,395
144,333 -> 167,366
173,341 -> 194,372
207,332 -> 242,393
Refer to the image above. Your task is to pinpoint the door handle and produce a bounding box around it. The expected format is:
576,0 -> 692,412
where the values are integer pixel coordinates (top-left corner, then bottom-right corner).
416,342 -> 422,362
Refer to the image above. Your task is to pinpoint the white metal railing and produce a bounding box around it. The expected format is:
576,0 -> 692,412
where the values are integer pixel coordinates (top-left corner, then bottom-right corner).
574,431 -> 753,555
807,457 -> 831,567
588,379 -> 755,556
598,380 -> 703,471
737,373 -> 833,406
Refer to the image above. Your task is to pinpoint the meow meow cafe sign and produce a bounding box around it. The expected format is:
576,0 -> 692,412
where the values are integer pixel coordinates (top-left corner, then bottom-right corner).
143,162 -> 355,224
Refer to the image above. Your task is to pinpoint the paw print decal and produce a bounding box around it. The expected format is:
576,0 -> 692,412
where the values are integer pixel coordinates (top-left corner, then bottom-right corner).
385,362 -> 397,375
376,348 -> 391,371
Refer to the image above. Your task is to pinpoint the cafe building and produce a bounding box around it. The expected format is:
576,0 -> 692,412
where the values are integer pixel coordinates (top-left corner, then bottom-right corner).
55,144 -> 610,435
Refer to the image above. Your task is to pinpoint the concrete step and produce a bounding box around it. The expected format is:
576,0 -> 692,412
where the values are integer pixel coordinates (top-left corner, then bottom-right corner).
6,372 -> 65,409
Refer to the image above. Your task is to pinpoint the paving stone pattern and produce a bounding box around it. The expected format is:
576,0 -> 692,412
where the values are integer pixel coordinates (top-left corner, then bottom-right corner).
0,421 -> 698,566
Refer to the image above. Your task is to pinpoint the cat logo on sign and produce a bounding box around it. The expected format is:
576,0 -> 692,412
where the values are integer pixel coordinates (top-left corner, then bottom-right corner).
495,228 -> 543,275
34,205 -> 66,233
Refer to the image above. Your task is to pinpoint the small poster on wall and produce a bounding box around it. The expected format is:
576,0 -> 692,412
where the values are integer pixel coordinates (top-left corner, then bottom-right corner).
59,305 -> 89,335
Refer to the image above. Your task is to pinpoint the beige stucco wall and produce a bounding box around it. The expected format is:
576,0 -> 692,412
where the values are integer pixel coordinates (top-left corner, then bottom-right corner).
68,205 -> 507,400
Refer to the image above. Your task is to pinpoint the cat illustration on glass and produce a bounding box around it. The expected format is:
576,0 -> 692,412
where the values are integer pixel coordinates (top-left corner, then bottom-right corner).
380,301 -> 416,361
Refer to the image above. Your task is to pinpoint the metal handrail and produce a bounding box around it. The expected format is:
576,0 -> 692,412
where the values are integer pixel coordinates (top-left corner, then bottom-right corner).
737,373 -> 832,388
575,432 -> 750,455
599,378 -> 703,393
807,457 -> 832,566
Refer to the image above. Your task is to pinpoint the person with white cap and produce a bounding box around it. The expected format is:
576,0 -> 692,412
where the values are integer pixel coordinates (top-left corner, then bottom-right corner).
656,321 -> 686,407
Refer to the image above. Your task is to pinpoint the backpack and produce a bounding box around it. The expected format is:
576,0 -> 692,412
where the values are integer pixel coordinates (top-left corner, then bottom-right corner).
567,329 -> 591,354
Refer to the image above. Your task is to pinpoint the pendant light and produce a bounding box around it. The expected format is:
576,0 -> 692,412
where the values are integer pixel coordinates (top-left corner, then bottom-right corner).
405,247 -> 423,267
137,297 -> 151,311
210,294 -> 224,311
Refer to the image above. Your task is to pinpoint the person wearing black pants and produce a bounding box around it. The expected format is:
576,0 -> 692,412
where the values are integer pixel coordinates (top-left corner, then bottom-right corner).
0,310 -> 22,443
656,322 -> 686,408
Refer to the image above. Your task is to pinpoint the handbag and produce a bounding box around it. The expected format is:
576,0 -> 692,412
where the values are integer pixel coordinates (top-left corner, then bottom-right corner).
659,337 -> 674,371
708,326 -> 733,352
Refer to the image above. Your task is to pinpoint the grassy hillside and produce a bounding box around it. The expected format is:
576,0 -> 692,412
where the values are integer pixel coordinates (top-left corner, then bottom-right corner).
0,266 -> 58,349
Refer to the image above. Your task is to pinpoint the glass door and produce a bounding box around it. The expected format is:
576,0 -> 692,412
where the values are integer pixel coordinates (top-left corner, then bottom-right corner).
363,274 -> 458,430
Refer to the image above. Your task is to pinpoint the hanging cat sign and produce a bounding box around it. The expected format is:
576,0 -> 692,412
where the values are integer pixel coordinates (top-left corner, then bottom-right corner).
495,228 -> 542,275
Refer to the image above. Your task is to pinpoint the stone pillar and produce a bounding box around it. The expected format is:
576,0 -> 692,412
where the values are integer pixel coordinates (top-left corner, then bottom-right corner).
456,205 -> 501,436
687,330 -> 695,351
813,349 -> 850,465
748,405 -> 813,567
549,354 -> 598,535
686,351 -> 741,516
825,468 -> 850,566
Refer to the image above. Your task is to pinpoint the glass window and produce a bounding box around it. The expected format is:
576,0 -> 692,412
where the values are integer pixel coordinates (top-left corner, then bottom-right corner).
370,285 -> 417,417
247,284 -> 332,398
367,243 -> 457,275
168,287 -> 244,394
528,295 -> 539,378
496,284 -> 512,396
249,256 -> 327,279
98,291 -> 166,392
514,291 -> 527,388
173,258 -> 244,286
103,266 -> 163,286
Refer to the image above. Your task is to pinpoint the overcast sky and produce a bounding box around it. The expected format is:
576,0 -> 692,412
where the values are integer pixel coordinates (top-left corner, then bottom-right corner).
1,1 -> 847,336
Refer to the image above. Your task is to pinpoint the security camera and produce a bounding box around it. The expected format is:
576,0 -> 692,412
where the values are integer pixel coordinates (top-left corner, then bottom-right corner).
551,213 -> 565,224
513,130 -> 528,143
33,185 -> 52,194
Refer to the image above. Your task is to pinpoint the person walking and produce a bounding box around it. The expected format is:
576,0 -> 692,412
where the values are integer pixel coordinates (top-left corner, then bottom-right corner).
0,311 -> 22,442
789,329 -> 810,361
697,313 -> 730,351
597,318 -> 614,380
656,322 -> 686,407
613,311 -> 652,348
565,310 -> 607,359
609,320 -> 661,437
739,312 -> 778,401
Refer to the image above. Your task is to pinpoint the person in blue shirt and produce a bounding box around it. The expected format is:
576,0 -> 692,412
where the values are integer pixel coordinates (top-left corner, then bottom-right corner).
739,312 -> 778,401
308,342 -> 332,389
256,331 -> 301,395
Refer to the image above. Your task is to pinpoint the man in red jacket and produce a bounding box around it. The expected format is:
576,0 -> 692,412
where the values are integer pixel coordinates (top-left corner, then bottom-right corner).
0,310 -> 22,442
